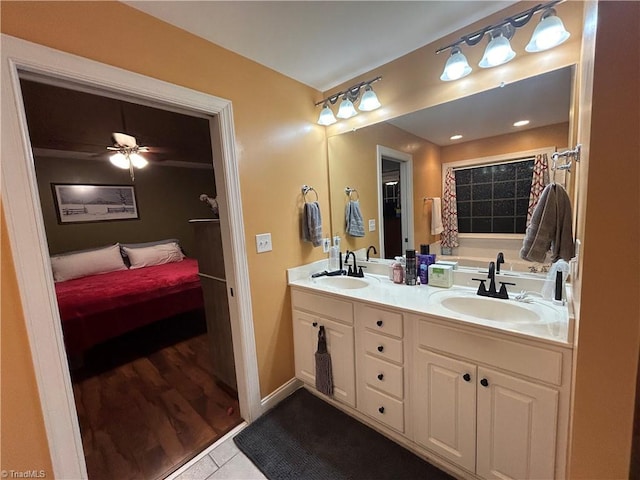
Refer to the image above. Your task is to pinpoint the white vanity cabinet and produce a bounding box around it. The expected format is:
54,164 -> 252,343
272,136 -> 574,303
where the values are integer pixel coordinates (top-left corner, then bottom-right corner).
291,289 -> 356,408
412,315 -> 570,480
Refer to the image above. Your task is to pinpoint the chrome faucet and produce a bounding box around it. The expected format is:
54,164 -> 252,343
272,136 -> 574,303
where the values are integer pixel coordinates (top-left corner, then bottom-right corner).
472,260 -> 515,300
366,245 -> 377,261
496,252 -> 504,274
344,251 -> 364,278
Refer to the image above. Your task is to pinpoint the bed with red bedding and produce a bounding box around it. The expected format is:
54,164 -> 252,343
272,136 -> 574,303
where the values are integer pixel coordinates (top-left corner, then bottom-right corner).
55,258 -> 204,355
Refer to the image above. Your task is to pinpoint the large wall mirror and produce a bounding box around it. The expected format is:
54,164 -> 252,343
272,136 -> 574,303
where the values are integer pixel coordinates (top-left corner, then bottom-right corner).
328,65 -> 575,263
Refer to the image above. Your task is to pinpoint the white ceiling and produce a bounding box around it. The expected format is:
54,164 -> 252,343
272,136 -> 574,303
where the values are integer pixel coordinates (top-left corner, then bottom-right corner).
124,1 -> 518,91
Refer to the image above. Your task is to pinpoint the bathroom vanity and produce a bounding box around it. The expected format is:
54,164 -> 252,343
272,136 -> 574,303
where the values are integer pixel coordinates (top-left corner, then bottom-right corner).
288,261 -> 573,480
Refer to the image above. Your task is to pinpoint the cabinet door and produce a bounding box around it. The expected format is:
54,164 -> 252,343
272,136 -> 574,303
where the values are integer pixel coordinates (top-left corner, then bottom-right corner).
292,310 -> 355,407
476,367 -> 559,480
414,349 -> 477,473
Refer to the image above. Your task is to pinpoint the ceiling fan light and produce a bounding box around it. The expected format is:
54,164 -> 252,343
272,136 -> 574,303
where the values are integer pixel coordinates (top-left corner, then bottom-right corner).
479,33 -> 516,68
440,47 -> 472,81
317,104 -> 337,126
336,98 -> 358,119
358,86 -> 381,111
526,10 -> 570,52
129,152 -> 148,169
109,152 -> 130,169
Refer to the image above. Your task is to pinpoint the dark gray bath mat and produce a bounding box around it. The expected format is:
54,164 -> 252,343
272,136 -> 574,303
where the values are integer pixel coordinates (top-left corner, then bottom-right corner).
233,388 -> 455,480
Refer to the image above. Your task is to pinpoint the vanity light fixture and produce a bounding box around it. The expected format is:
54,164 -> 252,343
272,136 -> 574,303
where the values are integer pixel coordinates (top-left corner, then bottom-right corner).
315,76 -> 382,125
450,134 -> 464,140
513,119 -> 530,127
436,0 -> 569,80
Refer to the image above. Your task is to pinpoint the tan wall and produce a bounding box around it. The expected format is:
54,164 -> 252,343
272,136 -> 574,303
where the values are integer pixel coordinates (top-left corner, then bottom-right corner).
1,205 -> 53,476
327,122 -> 440,255
440,123 -> 570,164
568,2 -> 640,477
1,1 -> 329,467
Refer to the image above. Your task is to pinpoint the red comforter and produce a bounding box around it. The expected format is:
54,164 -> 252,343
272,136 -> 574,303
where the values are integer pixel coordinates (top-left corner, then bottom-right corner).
55,258 -> 204,355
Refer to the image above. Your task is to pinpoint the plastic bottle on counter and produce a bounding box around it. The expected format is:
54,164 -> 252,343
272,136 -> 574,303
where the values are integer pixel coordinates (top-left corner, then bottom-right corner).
392,260 -> 404,284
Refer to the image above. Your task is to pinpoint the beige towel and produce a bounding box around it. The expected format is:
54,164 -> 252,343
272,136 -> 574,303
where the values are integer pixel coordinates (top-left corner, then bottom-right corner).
520,184 -> 574,263
431,197 -> 443,235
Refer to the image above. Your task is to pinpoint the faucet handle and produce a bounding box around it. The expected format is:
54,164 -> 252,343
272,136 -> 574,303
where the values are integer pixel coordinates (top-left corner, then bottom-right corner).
498,281 -> 516,299
472,278 -> 489,296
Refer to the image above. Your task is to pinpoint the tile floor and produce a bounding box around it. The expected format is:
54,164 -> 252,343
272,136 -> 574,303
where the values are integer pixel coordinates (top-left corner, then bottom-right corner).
166,423 -> 266,480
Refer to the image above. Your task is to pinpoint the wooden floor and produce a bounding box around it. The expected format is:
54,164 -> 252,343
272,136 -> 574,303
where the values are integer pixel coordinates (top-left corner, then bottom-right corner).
71,313 -> 243,480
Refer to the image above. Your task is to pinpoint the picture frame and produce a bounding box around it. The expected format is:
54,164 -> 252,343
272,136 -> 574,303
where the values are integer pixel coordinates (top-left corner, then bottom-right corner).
52,183 -> 140,224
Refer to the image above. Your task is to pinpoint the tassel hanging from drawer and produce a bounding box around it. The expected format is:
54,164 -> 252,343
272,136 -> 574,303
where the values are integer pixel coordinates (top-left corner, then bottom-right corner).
315,326 -> 334,396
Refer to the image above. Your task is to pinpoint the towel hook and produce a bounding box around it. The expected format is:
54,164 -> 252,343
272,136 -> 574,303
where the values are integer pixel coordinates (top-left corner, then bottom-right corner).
302,185 -> 318,203
345,187 -> 360,201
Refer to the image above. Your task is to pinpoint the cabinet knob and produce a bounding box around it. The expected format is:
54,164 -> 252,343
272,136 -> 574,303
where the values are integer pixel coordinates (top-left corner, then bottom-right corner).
480,378 -> 489,387
312,322 -> 318,327
378,406 -> 385,414
377,345 -> 384,353
377,373 -> 384,381
376,320 -> 383,327
463,373 -> 471,382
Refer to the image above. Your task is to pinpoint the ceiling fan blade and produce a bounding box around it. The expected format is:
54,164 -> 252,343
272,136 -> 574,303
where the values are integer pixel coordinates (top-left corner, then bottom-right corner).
112,132 -> 138,148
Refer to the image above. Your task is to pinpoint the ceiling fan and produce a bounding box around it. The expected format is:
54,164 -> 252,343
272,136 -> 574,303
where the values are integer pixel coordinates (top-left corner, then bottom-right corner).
107,132 -> 150,181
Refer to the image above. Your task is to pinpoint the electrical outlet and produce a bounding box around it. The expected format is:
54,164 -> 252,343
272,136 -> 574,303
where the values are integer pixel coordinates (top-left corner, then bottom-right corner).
322,237 -> 331,253
368,219 -> 376,232
333,236 -> 341,248
255,233 -> 272,253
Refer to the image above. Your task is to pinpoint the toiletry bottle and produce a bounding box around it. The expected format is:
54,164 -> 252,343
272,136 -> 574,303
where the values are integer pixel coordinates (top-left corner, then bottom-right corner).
418,254 -> 429,285
392,261 -> 404,284
405,249 -> 417,286
328,246 -> 339,271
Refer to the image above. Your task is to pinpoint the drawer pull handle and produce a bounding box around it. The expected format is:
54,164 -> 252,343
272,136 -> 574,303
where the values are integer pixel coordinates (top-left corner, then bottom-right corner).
377,373 -> 384,381
378,406 -> 385,414
463,373 -> 471,382
377,345 -> 384,353
376,320 -> 383,327
312,322 -> 318,327
480,378 -> 489,387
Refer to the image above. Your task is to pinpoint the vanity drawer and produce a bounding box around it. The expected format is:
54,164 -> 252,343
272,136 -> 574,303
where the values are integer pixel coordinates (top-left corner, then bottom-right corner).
417,320 -> 564,385
363,354 -> 404,399
359,304 -> 403,338
361,385 -> 404,433
291,289 -> 353,325
364,331 -> 403,364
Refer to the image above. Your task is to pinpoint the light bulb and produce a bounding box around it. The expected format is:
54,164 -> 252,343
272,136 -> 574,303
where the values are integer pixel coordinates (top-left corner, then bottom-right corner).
336,98 -> 357,119
479,32 -> 516,68
440,47 -> 472,81
109,152 -> 130,169
358,86 -> 381,111
526,10 -> 570,52
129,152 -> 148,169
317,104 -> 337,126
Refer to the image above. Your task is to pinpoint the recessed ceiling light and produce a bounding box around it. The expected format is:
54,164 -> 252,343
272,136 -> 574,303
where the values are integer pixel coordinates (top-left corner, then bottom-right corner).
513,120 -> 530,127
450,134 -> 463,140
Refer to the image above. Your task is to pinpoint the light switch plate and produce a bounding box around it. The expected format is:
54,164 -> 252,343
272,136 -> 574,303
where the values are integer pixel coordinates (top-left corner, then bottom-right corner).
256,233 -> 272,253
368,219 -> 376,232
333,236 -> 341,248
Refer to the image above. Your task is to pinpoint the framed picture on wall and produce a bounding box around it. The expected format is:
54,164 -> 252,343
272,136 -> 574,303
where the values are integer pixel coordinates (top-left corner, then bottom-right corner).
52,183 -> 140,224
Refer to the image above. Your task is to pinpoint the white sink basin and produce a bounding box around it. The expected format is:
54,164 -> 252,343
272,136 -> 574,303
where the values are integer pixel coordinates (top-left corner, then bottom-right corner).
313,276 -> 370,290
440,296 -> 540,323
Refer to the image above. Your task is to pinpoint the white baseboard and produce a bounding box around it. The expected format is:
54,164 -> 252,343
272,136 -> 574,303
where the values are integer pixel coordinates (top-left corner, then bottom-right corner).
260,377 -> 302,414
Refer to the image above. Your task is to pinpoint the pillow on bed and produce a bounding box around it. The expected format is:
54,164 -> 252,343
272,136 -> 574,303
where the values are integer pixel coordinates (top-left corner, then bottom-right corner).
51,243 -> 128,282
121,242 -> 185,269
119,238 -> 182,265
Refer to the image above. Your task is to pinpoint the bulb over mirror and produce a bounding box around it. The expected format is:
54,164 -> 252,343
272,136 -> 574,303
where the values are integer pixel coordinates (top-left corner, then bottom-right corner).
317,104 -> 337,126
440,47 -> 472,81
337,98 -> 358,119
526,10 -> 570,52
359,87 -> 381,111
479,34 -> 516,68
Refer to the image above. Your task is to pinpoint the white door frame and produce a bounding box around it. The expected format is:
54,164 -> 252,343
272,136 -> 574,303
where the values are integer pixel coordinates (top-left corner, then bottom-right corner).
376,145 -> 414,258
1,34 -> 261,479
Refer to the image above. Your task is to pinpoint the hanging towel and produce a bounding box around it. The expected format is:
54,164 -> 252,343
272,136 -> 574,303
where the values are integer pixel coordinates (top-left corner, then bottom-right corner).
430,197 -> 443,235
520,184 -> 574,263
345,200 -> 365,237
441,168 -> 460,248
315,326 -> 333,396
302,201 -> 323,247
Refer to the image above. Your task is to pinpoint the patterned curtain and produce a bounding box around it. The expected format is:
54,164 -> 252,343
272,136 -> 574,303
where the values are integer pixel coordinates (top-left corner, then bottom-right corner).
441,167 -> 459,248
526,153 -> 550,224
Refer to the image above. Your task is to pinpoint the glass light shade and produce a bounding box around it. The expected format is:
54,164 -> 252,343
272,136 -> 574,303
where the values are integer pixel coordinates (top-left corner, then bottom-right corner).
440,48 -> 472,81
336,98 -> 358,119
109,152 -> 130,169
317,105 -> 337,126
358,87 -> 381,111
129,152 -> 148,169
525,12 -> 570,52
479,34 -> 516,68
